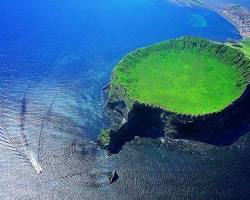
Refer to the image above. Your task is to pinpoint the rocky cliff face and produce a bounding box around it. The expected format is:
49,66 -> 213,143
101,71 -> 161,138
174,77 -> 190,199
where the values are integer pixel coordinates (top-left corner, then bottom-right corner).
99,83 -> 250,154
98,37 -> 250,154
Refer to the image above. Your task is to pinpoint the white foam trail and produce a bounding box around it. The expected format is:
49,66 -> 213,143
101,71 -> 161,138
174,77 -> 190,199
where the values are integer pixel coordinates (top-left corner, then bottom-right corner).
27,149 -> 42,174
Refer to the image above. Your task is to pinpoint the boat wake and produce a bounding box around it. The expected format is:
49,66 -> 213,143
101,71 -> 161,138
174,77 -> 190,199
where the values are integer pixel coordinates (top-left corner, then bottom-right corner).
37,95 -> 57,167
0,91 -> 57,174
0,114 -> 32,166
27,149 -> 43,173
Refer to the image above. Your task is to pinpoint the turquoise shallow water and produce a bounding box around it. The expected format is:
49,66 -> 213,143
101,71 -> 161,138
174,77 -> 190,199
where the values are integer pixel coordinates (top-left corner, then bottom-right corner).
0,0 -> 249,199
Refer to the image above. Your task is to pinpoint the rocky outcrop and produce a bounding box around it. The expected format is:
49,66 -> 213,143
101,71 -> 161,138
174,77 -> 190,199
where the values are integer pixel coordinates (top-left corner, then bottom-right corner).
98,37 -> 250,154
99,83 -> 250,153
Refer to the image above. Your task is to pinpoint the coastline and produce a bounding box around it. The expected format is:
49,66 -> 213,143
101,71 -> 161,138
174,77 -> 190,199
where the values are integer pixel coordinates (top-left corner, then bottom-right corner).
173,0 -> 250,39
208,5 -> 250,39
100,37 -> 250,153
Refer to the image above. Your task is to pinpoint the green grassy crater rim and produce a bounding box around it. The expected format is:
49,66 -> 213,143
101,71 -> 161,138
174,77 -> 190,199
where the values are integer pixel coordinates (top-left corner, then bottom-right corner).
111,37 -> 250,116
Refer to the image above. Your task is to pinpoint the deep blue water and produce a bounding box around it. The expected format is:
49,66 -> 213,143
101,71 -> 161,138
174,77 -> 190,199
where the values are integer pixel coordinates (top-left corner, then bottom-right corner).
0,0 -> 241,135
0,0 -> 249,199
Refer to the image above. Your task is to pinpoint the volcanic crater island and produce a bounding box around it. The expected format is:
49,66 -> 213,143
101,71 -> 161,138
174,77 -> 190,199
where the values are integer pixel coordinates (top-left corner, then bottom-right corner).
99,37 -> 250,153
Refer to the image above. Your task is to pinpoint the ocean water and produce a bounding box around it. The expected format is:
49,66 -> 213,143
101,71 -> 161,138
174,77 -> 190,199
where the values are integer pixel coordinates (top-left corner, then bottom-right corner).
0,0 -> 249,199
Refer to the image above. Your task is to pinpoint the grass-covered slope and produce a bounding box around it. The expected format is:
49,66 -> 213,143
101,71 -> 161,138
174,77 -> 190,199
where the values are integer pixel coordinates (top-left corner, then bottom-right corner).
227,39 -> 250,58
111,37 -> 250,116
241,39 -> 250,57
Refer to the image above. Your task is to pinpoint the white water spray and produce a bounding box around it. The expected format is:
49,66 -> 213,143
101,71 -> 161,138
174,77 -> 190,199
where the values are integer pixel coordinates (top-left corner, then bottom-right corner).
27,149 -> 42,174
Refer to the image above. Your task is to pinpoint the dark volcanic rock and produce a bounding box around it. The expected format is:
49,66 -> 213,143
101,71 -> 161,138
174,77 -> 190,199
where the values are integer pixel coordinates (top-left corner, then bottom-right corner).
98,37 -> 250,154
100,84 -> 250,154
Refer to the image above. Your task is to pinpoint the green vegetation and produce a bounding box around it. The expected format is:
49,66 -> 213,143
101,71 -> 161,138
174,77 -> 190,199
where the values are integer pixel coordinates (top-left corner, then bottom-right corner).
111,37 -> 250,116
241,39 -> 250,57
227,39 -> 250,58
98,129 -> 111,147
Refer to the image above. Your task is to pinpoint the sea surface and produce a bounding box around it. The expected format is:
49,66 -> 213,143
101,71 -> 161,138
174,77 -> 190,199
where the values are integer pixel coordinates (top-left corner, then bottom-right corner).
0,0 -> 249,199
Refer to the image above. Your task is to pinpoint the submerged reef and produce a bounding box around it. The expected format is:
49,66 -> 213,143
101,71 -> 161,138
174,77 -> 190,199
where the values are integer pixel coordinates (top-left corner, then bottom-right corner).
99,37 -> 250,153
